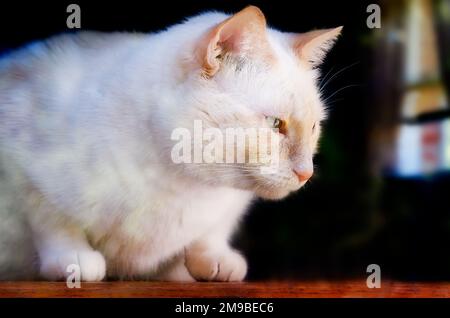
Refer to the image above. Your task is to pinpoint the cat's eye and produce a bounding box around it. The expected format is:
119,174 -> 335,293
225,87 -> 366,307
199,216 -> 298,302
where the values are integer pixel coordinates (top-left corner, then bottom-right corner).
266,116 -> 285,134
266,116 -> 281,128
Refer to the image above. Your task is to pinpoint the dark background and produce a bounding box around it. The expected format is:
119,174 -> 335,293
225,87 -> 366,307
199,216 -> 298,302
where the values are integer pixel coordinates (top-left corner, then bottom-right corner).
1,0 -> 449,281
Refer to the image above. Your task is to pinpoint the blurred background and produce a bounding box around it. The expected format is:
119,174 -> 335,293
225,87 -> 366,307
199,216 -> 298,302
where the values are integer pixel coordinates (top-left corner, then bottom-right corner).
0,0 -> 449,281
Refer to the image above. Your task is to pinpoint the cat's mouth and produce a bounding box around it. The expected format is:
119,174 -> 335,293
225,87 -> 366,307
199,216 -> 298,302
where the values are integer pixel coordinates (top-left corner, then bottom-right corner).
248,177 -> 304,200
252,186 -> 296,200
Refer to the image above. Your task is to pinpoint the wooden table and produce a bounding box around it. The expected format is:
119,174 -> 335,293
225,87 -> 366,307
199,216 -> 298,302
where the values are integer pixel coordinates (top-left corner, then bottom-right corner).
0,280 -> 449,298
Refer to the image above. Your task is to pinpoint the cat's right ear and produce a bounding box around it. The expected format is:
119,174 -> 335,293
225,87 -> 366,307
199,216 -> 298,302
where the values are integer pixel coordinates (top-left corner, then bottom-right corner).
290,27 -> 343,67
197,6 -> 270,77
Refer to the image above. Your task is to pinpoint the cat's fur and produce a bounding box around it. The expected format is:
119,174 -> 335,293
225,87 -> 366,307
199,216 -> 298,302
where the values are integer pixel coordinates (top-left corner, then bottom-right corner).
0,6 -> 341,281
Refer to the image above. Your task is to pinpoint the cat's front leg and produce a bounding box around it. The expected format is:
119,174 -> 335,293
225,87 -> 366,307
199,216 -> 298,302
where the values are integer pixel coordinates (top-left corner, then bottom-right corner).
27,197 -> 106,281
184,194 -> 251,282
185,240 -> 247,282
39,247 -> 106,282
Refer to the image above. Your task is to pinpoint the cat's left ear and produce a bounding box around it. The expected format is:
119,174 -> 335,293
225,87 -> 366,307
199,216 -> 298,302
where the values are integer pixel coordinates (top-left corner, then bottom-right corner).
291,27 -> 343,67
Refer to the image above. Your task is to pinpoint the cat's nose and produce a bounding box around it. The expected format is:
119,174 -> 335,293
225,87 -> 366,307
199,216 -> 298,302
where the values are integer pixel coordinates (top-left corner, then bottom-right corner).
293,168 -> 313,182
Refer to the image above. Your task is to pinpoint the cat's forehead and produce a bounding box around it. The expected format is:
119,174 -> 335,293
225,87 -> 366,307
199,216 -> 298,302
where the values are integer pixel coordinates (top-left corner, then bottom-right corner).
243,73 -> 325,124
236,62 -> 324,122
249,55 -> 322,119
266,29 -> 325,121
215,27 -> 325,122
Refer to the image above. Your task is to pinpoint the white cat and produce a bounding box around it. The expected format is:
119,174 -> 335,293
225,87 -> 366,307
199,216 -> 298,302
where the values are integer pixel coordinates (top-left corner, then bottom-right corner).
0,6 -> 341,281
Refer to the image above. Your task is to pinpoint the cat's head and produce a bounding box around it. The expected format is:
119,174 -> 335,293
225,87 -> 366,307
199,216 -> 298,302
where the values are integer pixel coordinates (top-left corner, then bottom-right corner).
171,6 -> 342,200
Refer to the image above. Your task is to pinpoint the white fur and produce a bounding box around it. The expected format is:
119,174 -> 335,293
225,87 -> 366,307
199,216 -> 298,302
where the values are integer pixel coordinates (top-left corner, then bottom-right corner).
0,10 -> 336,281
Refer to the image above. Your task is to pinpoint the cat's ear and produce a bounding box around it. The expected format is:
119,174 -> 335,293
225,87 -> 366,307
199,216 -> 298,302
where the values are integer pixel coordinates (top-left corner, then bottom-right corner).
198,6 -> 269,77
291,27 -> 343,67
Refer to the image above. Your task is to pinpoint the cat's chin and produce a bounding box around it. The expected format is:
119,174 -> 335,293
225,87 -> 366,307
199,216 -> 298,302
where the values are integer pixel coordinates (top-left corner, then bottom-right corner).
253,188 -> 293,201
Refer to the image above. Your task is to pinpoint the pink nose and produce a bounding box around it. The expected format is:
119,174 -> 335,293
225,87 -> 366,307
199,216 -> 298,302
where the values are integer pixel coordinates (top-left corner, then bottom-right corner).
293,169 -> 313,182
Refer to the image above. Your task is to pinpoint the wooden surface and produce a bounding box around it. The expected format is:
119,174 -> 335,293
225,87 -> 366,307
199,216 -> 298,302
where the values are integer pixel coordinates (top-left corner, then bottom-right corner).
0,280 -> 450,298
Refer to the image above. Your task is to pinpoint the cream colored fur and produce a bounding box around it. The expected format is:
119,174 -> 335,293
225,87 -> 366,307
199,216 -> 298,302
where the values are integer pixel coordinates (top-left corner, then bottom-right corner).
0,6 -> 341,281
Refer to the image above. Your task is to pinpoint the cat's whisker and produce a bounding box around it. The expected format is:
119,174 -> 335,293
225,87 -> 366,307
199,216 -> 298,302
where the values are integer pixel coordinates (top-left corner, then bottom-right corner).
318,66 -> 335,88
322,98 -> 344,109
192,164 -> 259,170
322,84 -> 362,105
193,163 -> 263,171
198,169 -> 257,174
319,61 -> 360,94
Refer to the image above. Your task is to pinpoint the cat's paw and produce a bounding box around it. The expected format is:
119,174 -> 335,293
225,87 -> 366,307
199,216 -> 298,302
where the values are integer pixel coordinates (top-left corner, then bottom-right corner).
39,250 -> 106,282
185,247 -> 247,282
